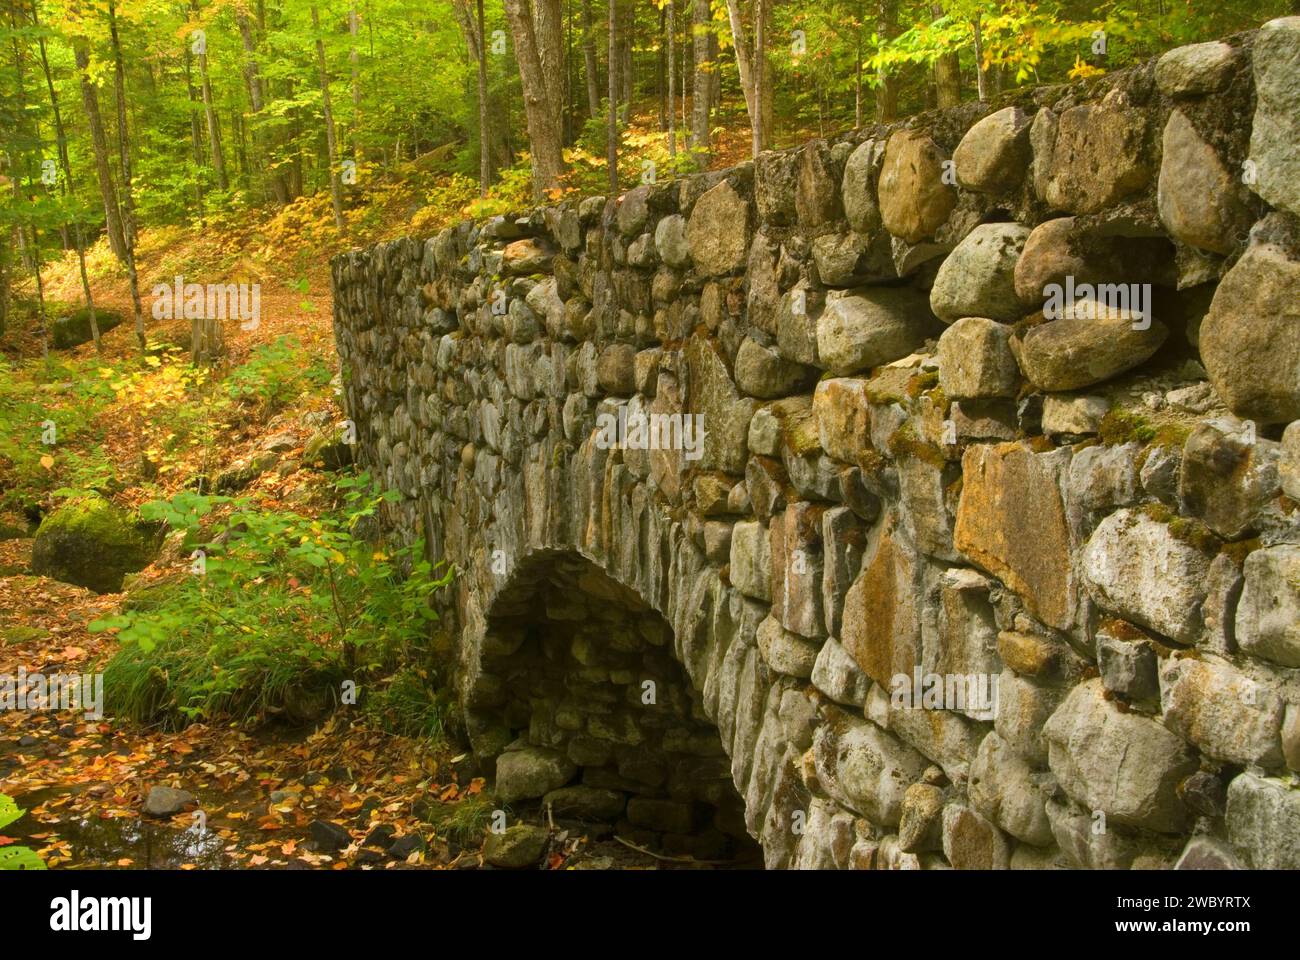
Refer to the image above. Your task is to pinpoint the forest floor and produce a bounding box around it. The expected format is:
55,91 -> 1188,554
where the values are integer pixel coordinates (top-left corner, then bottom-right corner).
0,110 -> 768,869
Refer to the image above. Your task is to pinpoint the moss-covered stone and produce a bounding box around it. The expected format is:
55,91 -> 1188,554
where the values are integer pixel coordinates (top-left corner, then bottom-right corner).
30,495 -> 160,593
51,307 -> 125,350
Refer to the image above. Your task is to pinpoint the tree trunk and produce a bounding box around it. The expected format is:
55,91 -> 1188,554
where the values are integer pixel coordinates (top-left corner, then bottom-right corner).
581,0 -> 600,119
73,40 -> 128,264
34,0 -> 100,352
503,0 -> 568,199
311,6 -> 346,230
236,10 -> 288,204
973,13 -> 987,102
689,0 -> 710,165
875,0 -> 898,122
192,2 -> 228,190
666,0 -> 675,160
477,0 -> 492,194
606,0 -> 618,194
107,0 -> 145,353
758,0 -> 771,150
932,4 -> 960,107
350,1 -> 361,156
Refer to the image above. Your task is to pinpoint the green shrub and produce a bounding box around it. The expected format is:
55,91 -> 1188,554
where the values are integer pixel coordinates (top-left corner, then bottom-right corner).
91,474 -> 454,730
223,336 -> 332,417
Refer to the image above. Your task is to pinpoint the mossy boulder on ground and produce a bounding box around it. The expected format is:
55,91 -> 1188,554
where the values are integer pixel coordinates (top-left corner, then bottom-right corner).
51,306 -> 125,350
303,425 -> 355,471
31,495 -> 161,593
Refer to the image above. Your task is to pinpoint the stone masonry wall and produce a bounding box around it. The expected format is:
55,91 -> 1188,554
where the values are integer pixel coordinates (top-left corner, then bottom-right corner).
331,20 -> 1300,869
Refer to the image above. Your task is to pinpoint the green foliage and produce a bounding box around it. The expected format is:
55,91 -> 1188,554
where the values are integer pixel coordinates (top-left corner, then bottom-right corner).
90,473 -> 454,730
426,794 -> 498,845
223,336 -> 332,417
0,794 -> 46,870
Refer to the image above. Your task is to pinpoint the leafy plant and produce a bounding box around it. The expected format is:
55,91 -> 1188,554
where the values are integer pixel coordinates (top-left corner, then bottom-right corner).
0,794 -> 46,870
91,473 -> 454,730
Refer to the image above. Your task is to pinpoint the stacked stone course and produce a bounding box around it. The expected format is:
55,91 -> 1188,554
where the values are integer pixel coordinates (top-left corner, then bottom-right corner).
332,20 -> 1300,869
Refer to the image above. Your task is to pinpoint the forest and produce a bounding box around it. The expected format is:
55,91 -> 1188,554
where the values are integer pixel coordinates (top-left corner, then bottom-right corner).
0,0 -> 1296,878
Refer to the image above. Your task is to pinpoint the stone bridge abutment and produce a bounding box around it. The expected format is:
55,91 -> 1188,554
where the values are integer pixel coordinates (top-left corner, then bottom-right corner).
332,21 -> 1300,869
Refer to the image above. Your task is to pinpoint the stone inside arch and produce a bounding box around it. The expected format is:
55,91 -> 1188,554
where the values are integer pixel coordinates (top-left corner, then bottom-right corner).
471,550 -> 763,866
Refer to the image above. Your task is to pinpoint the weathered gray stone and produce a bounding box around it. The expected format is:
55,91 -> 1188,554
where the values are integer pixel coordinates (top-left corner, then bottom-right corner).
1043,679 -> 1197,833
495,747 -> 577,804
1174,836 -> 1243,870
1235,544 -> 1300,667
687,180 -> 751,276
1179,418 -> 1280,539
483,824 -> 549,868
654,214 -> 691,268
953,106 -> 1032,193
1042,394 -> 1108,437
1199,221 -> 1300,424
1081,507 -> 1215,644
969,732 -> 1053,846
937,317 -> 1019,400
1155,41 -> 1238,96
1014,311 -> 1169,392
930,223 -> 1031,323
757,615 -> 820,678
811,637 -> 871,708
1159,655 -> 1285,768
735,337 -> 809,399
812,709 -> 930,825
817,287 -> 936,376
1096,628 -> 1159,703
1226,771 -> 1300,869
841,138 -> 885,234
729,520 -> 772,602
1248,17 -> 1300,218
1158,109 -> 1253,255
1034,99 -> 1151,214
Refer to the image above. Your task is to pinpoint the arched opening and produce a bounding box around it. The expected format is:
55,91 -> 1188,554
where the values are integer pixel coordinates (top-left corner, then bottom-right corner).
474,550 -> 762,867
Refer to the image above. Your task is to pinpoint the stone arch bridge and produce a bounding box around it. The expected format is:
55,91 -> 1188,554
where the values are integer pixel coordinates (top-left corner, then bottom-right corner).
331,21 -> 1300,869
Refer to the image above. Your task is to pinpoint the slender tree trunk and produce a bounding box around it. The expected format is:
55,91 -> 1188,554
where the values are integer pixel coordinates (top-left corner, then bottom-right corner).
191,2 -> 228,190
753,0 -> 764,155
581,0 -> 600,118
503,0 -> 568,199
618,0 -> 631,123
973,13 -> 987,101
666,0 -> 675,159
689,0 -> 710,165
606,0 -> 617,194
73,41 -> 128,263
477,0 -> 491,195
932,4 -> 960,107
236,10 -> 287,204
854,7 -> 863,129
183,49 -> 208,218
350,1 -> 361,156
657,6 -> 665,132
875,0 -> 898,122
34,2 -> 100,352
311,6 -> 346,230
108,0 -> 145,353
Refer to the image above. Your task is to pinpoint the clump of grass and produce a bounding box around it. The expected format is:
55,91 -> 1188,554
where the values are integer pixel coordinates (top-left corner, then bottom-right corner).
426,794 -> 498,845
365,664 -> 456,744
